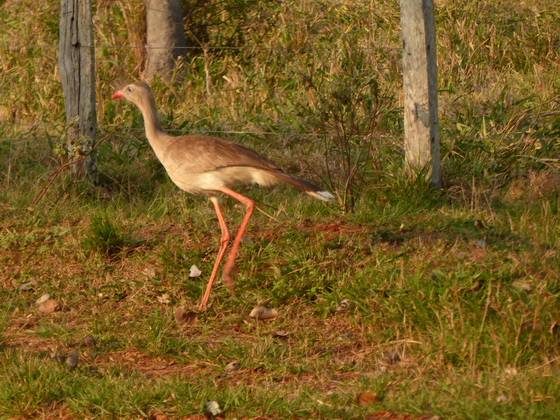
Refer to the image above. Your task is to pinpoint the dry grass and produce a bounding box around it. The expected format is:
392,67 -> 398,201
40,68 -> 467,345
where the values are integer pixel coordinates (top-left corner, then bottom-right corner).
1,0 -> 560,418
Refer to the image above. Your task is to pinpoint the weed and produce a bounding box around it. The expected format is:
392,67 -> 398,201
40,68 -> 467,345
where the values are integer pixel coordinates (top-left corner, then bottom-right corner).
82,213 -> 128,257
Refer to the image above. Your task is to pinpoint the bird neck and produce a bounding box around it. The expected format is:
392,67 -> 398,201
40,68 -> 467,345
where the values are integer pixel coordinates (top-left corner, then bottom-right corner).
139,94 -> 166,142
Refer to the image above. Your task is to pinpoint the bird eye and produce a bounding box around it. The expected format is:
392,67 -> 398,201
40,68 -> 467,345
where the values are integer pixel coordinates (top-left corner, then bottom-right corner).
126,87 -> 133,92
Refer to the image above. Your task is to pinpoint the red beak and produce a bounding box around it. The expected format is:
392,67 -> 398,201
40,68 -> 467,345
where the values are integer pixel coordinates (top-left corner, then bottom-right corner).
113,90 -> 125,99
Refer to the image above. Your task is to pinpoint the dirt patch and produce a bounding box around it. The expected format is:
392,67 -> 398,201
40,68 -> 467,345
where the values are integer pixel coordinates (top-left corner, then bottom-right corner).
101,350 -> 209,378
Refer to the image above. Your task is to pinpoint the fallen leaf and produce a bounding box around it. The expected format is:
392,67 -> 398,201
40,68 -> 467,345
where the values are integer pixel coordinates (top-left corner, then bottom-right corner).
189,265 -> 202,278
205,400 -> 222,417
174,306 -> 198,325
358,391 -> 381,407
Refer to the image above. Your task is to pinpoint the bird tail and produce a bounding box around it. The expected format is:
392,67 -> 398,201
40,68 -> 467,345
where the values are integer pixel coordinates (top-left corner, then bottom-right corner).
273,171 -> 335,202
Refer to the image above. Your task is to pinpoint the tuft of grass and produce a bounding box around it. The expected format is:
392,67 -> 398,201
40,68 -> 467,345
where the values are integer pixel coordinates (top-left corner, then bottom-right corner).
82,213 -> 128,257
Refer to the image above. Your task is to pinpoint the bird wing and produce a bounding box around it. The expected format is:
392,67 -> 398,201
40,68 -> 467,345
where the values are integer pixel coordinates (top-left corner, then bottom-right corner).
161,135 -> 282,174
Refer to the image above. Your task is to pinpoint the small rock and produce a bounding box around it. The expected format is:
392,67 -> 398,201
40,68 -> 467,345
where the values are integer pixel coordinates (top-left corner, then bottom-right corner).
35,294 -> 51,305
496,395 -> 509,403
336,298 -> 356,312
174,306 -> 198,325
339,358 -> 357,368
512,280 -> 532,293
87,366 -> 102,377
474,219 -> 486,229
205,400 -> 222,417
82,335 -> 98,347
18,281 -> 36,291
504,367 -> 518,378
49,352 -> 67,363
274,330 -> 290,339
376,365 -> 389,375
157,293 -> 171,304
476,240 -> 487,248
383,351 -> 401,364
66,351 -> 79,369
241,236 -> 254,244
338,332 -> 357,341
189,265 -> 202,278
143,266 -> 157,278
37,299 -> 60,315
249,306 -> 278,320
357,391 -> 381,407
224,361 -> 240,373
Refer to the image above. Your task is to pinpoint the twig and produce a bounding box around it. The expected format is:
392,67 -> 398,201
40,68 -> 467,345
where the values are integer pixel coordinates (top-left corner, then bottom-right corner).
515,155 -> 560,169
255,205 -> 280,222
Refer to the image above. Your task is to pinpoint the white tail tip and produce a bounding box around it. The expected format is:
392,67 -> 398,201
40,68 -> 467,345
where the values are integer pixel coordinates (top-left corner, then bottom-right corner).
308,190 -> 335,202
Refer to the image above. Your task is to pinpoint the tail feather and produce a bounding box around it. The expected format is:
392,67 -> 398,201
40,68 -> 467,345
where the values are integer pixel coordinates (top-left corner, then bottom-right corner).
273,171 -> 334,202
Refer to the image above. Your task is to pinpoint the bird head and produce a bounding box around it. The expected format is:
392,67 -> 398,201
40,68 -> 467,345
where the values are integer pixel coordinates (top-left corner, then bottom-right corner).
112,81 -> 152,105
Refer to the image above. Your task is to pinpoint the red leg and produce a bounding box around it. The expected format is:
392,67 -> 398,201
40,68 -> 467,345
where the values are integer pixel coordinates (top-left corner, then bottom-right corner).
199,196 -> 230,312
219,187 -> 255,292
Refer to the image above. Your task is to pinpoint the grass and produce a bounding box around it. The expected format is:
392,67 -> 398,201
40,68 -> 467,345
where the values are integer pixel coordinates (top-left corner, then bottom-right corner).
1,0 -> 560,418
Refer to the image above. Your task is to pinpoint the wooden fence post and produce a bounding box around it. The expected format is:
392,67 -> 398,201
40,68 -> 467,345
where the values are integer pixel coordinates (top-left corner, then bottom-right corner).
400,0 -> 440,186
59,0 -> 97,180
144,0 -> 187,81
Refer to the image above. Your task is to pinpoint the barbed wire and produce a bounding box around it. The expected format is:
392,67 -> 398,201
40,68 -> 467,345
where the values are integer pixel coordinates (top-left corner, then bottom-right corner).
0,43 -> 401,52
1,122 -> 558,144
0,122 -> 402,140
2,41 -> 557,52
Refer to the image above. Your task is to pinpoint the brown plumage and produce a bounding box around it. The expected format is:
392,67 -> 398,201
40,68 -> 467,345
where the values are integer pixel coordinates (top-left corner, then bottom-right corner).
113,81 -> 333,311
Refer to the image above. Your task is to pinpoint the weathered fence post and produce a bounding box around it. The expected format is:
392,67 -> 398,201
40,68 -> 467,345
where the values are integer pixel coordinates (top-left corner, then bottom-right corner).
144,0 -> 187,81
59,0 -> 97,180
400,0 -> 440,186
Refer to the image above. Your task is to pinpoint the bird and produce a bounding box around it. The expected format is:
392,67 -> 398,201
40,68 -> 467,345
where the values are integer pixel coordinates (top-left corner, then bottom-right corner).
113,81 -> 334,311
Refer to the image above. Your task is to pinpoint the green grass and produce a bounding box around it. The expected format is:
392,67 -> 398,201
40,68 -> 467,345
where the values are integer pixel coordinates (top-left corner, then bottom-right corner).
1,160 -> 558,418
1,0 -> 560,418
